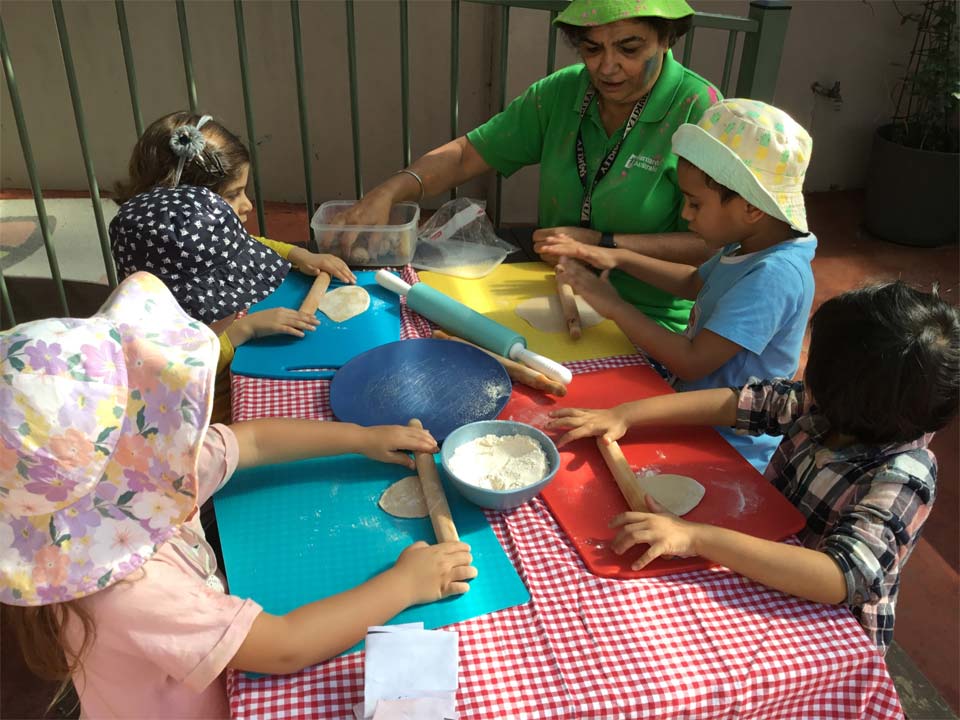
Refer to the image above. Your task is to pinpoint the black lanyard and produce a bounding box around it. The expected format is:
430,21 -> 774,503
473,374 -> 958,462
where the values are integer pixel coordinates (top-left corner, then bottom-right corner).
576,85 -> 648,227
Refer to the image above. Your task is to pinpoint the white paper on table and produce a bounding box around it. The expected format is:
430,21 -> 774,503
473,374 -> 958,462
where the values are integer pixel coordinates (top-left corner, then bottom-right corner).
372,697 -> 459,720
353,624 -> 459,719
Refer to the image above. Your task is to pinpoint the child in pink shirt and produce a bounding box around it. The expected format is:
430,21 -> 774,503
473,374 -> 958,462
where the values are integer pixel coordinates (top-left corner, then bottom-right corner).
1,272 -> 476,718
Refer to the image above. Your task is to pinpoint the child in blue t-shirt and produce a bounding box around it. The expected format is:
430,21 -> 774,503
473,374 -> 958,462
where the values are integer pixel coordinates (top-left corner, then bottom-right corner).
538,99 -> 816,472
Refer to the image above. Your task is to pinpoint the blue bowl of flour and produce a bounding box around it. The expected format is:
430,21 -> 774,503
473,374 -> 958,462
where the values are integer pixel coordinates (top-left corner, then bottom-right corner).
440,420 -> 560,511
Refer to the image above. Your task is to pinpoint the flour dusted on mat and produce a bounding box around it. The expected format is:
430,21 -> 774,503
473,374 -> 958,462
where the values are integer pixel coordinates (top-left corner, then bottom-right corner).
448,434 -> 547,490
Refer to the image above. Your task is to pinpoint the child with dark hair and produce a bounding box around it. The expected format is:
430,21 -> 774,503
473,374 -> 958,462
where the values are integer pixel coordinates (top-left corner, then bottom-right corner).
546,281 -> 960,655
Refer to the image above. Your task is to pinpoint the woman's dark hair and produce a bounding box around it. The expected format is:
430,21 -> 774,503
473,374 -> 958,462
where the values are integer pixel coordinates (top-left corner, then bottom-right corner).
558,15 -> 693,50
805,281 -> 960,444
114,111 -> 250,204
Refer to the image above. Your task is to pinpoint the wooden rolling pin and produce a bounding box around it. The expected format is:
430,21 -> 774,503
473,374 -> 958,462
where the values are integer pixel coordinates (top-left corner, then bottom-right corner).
555,274 -> 582,340
431,329 -> 567,396
408,418 -> 459,543
298,271 -> 331,314
596,437 -> 649,512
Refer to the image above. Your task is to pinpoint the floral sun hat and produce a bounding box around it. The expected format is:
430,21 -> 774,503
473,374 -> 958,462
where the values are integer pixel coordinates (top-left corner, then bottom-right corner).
109,185 -> 290,325
0,272 -> 217,606
555,0 -> 694,27
672,98 -> 812,233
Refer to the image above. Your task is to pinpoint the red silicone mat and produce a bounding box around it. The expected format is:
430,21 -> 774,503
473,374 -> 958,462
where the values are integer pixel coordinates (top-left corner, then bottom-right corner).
497,365 -> 806,578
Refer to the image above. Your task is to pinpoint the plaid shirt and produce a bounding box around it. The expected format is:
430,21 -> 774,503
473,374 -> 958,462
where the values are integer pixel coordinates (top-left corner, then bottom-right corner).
735,378 -> 937,656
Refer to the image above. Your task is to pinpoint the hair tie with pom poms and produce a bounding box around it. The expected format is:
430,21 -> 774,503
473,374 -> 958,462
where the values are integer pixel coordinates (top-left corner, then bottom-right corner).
170,115 -> 212,187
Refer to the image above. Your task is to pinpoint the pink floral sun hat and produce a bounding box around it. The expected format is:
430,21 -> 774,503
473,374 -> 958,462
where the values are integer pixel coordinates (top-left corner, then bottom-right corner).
0,272 -> 217,606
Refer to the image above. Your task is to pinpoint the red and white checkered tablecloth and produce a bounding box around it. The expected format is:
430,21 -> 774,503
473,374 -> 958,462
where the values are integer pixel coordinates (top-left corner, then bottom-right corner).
227,268 -> 903,720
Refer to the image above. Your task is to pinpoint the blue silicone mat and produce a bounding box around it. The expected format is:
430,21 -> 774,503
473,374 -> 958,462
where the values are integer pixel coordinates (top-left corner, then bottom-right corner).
329,338 -> 512,441
230,270 -> 400,380
214,453 -> 530,656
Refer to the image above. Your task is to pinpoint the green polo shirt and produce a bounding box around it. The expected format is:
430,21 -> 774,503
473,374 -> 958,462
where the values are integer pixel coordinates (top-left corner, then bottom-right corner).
467,50 -> 718,332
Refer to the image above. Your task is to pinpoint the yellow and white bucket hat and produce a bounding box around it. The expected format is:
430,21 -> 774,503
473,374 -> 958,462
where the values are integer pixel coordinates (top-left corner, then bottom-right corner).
672,99 -> 812,233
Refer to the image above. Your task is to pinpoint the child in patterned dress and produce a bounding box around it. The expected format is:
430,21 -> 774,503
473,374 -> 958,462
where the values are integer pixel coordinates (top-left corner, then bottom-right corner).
1,272 -> 476,717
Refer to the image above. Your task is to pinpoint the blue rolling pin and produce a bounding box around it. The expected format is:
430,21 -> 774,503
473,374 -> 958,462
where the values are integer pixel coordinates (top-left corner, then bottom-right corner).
375,270 -> 573,385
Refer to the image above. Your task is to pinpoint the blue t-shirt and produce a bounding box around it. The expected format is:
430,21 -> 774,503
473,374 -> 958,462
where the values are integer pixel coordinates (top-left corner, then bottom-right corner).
676,234 -> 817,471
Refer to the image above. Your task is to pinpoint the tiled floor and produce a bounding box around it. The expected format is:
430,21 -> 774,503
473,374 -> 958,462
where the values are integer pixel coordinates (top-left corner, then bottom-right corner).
1,189 -> 958,717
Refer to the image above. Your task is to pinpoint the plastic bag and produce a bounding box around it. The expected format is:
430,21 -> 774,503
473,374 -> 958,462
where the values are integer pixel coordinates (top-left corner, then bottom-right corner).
411,198 -> 517,278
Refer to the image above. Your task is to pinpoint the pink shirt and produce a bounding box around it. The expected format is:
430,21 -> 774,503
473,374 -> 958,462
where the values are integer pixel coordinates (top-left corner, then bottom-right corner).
65,424 -> 262,719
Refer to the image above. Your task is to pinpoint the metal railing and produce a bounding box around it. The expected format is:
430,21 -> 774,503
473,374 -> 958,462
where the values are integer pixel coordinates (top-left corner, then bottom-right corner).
0,0 -> 791,326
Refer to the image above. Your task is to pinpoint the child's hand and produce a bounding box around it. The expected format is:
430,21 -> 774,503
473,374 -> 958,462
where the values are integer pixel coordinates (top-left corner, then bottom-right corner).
609,495 -> 700,571
393,540 -> 477,604
228,308 -> 319,346
359,425 -> 439,469
289,248 -> 356,284
555,259 -> 623,319
546,407 -> 628,447
535,233 -> 618,271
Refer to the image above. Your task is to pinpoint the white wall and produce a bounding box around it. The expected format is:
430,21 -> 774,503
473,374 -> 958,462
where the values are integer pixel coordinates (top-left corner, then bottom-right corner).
1,0 -> 923,224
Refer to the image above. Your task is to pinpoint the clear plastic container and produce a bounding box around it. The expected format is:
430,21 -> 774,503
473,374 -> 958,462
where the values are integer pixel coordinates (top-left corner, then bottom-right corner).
310,201 -> 420,267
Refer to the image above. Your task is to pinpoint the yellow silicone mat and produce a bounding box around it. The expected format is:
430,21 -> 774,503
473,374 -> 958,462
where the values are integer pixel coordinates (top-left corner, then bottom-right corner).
418,262 -> 637,363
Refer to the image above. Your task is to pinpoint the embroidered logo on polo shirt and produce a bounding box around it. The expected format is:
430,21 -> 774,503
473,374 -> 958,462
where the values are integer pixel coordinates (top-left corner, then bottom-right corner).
625,153 -> 662,172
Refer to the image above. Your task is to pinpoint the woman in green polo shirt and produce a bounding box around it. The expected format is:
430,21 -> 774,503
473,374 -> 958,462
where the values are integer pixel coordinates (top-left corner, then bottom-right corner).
338,0 -> 719,332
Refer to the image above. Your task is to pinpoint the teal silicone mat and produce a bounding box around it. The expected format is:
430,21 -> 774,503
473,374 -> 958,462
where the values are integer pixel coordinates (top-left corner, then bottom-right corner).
214,454 -> 530,655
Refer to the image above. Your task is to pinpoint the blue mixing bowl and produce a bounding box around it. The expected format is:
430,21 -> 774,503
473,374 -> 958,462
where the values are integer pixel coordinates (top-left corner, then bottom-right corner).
440,420 -> 560,511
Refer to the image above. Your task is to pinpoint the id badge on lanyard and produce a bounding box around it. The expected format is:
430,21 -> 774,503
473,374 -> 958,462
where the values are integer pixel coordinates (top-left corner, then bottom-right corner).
576,85 -> 648,227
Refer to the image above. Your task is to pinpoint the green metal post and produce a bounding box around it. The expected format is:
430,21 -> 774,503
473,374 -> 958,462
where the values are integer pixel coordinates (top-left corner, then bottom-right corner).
345,0 -> 363,198
175,0 -> 198,113
720,29 -> 738,96
546,10 -> 557,75
290,0 -> 315,249
449,0 -> 460,200
0,17 -> 67,316
494,5 -> 509,230
681,26 -> 696,67
51,0 -> 118,289
735,0 -> 791,103
0,267 -> 14,328
115,1 -> 144,137
399,0 -> 411,167
234,0 -> 266,234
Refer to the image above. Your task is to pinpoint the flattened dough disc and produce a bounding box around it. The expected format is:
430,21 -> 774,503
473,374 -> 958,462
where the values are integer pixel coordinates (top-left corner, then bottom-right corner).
316,286 -> 370,323
378,475 -> 428,518
635,473 -> 705,516
515,295 -> 604,334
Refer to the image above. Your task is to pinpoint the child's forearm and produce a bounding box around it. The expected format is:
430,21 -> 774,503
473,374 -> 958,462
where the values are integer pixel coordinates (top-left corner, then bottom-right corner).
620,388 -> 739,429
692,525 -> 847,605
231,566 -> 414,674
608,232 -> 710,266
232,418 -> 371,468
612,251 -> 703,300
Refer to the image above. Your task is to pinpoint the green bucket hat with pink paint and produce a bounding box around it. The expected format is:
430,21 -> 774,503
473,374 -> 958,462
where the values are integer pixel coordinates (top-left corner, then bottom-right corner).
555,0 -> 695,27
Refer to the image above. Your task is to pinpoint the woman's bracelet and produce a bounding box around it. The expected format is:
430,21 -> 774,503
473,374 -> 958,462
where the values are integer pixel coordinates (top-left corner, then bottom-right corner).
395,168 -> 424,203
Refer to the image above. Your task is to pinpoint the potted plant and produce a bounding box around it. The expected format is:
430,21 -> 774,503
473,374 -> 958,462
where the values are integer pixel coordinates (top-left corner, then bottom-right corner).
864,0 -> 959,246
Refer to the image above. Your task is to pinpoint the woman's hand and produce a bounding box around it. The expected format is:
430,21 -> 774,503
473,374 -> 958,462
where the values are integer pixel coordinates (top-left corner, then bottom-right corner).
546,406 -> 629,447
535,233 -> 618,271
609,495 -> 701,571
392,541 -> 477,604
288,248 -> 356,284
532,226 -> 601,267
321,190 -> 396,258
358,425 -> 439,469
555,259 -> 624,319
226,308 -> 319,347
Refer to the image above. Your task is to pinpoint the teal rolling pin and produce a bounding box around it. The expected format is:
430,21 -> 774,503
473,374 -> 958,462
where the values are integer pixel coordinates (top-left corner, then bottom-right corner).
375,270 -> 573,385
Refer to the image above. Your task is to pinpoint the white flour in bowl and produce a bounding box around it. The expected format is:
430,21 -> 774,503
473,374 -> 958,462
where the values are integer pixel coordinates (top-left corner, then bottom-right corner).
447,434 -> 547,491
